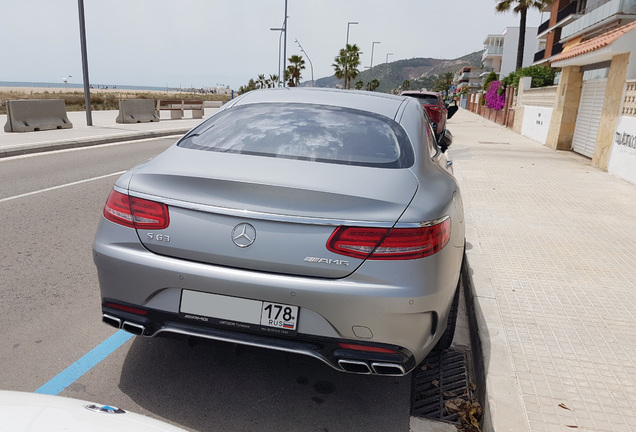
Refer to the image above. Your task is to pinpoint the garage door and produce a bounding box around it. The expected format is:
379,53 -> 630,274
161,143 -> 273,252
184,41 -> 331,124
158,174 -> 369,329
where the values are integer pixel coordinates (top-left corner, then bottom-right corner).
571,79 -> 607,158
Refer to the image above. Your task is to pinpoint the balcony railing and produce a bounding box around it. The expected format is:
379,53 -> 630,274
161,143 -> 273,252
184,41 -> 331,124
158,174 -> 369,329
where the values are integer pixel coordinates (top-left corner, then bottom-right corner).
482,46 -> 504,60
534,49 -> 546,62
533,41 -> 565,62
562,0 -> 636,39
537,1 -> 579,35
557,1 -> 579,21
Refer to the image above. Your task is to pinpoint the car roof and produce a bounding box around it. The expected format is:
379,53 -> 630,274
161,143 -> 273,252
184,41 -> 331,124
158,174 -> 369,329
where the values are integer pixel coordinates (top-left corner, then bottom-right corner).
230,87 -> 410,121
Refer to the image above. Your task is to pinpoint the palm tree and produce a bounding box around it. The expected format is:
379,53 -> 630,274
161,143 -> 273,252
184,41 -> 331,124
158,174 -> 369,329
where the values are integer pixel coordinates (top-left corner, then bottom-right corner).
286,55 -> 305,87
256,74 -> 267,89
269,74 -> 279,88
495,0 -> 552,70
366,79 -> 380,92
332,44 -> 362,89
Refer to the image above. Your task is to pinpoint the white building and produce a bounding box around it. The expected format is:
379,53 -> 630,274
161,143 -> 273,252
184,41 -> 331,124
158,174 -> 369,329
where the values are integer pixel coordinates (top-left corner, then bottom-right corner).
482,27 -> 541,80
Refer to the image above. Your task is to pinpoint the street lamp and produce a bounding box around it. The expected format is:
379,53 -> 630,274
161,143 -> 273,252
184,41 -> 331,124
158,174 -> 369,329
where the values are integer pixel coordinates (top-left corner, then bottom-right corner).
344,21 -> 358,89
283,0 -> 288,87
270,26 -> 284,86
271,0 -> 288,87
386,53 -> 394,64
294,38 -> 314,86
370,41 -> 381,69
77,0 -> 92,126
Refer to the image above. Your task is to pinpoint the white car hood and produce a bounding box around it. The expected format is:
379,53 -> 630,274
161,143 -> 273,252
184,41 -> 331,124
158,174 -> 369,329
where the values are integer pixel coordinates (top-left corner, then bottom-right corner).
0,391 -> 187,432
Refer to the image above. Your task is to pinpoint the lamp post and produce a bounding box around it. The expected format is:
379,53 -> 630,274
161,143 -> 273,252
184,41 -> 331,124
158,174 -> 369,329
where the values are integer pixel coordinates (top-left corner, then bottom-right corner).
370,41 -> 381,69
270,26 -> 284,86
294,38 -> 314,86
270,0 -> 288,87
344,21 -> 358,89
283,0 -> 288,87
386,52 -> 394,64
77,0 -> 92,126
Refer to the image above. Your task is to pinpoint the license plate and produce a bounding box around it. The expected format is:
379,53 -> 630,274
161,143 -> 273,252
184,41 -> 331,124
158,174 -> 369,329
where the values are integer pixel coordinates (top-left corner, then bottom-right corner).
260,302 -> 299,330
180,290 -> 299,331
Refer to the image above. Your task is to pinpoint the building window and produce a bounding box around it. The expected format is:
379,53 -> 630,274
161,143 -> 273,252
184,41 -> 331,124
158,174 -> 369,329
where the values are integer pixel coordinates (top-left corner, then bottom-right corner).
582,67 -> 609,81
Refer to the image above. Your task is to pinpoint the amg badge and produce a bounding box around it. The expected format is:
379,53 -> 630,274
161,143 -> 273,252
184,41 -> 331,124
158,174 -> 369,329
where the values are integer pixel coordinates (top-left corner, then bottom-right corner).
304,257 -> 350,266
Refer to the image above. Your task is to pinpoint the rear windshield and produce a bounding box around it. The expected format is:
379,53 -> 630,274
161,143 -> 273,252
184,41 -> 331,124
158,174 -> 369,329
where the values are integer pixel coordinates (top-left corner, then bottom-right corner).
177,103 -> 414,168
406,94 -> 439,105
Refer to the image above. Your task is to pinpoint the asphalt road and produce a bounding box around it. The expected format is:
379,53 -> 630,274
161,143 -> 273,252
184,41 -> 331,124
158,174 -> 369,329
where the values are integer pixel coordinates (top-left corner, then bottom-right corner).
0,138 -> 418,432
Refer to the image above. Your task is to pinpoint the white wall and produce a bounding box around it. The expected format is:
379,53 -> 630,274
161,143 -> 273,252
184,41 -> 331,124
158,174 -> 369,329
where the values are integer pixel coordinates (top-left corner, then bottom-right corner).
521,106 -> 553,144
608,116 -> 636,185
501,27 -> 540,78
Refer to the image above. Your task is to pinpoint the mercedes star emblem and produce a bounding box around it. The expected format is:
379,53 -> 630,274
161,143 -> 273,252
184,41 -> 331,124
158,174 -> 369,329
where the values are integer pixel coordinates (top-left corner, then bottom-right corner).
232,223 -> 256,248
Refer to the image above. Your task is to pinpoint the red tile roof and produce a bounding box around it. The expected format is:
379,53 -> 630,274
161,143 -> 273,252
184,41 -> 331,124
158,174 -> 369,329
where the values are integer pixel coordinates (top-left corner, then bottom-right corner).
552,20 -> 636,62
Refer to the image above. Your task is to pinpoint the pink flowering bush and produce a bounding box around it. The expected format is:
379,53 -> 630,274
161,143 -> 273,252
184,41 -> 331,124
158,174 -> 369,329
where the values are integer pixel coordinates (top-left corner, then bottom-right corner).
485,81 -> 506,110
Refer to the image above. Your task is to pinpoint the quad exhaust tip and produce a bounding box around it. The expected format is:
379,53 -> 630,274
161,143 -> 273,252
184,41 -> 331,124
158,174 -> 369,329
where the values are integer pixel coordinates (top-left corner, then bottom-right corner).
122,321 -> 146,335
102,314 -> 121,329
102,314 -> 146,336
338,359 -> 406,376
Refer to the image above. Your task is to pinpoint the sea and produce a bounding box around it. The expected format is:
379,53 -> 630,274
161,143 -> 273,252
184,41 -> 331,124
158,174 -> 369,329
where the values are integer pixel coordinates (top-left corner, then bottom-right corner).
0,81 -> 170,92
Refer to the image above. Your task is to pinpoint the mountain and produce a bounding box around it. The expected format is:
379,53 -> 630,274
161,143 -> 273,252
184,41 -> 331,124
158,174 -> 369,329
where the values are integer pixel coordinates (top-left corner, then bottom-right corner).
310,50 -> 484,93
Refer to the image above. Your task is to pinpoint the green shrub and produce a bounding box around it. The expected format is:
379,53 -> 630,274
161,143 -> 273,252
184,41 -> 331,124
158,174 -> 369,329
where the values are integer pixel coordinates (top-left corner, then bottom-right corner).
483,71 -> 498,91
501,65 -> 559,90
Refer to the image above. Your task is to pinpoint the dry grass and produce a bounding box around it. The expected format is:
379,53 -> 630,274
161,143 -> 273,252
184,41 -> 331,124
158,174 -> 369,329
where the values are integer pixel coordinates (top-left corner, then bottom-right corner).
0,88 -> 230,114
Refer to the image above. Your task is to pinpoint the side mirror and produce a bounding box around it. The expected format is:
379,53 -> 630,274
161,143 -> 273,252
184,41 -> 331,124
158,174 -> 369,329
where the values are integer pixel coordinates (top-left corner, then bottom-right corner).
437,129 -> 453,153
447,104 -> 459,120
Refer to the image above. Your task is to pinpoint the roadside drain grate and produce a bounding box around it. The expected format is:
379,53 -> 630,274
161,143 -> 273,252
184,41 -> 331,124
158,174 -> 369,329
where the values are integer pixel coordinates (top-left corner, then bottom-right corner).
411,348 -> 471,424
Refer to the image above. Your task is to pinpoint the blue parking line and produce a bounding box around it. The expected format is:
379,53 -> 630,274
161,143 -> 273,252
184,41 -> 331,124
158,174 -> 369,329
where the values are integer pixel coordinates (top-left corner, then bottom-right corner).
34,330 -> 133,395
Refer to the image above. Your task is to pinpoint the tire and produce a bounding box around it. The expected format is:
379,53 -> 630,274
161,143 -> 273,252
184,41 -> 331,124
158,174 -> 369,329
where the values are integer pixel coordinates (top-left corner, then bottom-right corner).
433,277 -> 461,352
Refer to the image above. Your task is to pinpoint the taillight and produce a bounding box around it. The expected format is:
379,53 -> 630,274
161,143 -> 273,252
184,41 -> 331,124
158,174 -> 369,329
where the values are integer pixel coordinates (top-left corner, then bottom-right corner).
327,217 -> 450,260
103,190 -> 169,229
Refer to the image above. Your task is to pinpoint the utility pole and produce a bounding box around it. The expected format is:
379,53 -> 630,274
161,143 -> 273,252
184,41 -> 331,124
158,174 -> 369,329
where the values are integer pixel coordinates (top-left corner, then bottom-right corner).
77,0 -> 92,126
344,22 -> 358,89
283,0 -> 288,87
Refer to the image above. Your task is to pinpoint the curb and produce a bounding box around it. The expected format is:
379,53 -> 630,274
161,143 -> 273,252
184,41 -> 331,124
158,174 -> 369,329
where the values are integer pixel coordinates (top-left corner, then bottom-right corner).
464,224 -> 529,431
0,128 -> 191,159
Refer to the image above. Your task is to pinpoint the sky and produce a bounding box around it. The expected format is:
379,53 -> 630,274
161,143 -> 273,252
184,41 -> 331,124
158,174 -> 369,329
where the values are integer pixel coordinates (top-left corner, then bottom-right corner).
1,0 -> 545,91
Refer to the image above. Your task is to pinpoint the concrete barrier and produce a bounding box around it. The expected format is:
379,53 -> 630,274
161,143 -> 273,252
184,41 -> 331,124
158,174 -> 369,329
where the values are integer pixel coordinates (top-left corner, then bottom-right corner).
204,100 -> 223,108
157,100 -> 204,119
4,99 -> 73,132
116,99 -> 159,124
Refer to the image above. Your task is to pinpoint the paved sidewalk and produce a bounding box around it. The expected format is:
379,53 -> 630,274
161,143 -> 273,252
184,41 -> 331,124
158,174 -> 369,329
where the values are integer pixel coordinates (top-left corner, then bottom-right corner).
449,109 -> 636,432
0,110 -> 210,158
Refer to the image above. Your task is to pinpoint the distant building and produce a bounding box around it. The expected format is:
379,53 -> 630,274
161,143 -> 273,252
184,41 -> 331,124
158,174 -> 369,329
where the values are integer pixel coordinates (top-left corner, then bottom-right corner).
533,0 -> 636,64
483,27 -> 540,80
454,66 -> 484,94
203,86 -> 233,95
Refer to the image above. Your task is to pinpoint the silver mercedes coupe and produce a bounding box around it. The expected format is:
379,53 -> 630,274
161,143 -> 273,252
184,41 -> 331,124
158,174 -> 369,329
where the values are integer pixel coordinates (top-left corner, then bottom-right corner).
93,87 -> 465,376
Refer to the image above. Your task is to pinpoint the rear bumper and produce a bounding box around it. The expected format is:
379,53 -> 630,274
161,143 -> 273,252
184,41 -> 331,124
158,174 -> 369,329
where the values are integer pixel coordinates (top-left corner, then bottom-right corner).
102,303 -> 416,376
93,218 -> 463,373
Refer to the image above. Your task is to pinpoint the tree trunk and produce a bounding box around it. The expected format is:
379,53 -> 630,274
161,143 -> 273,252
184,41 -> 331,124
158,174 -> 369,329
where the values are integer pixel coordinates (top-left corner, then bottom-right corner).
516,8 -> 527,70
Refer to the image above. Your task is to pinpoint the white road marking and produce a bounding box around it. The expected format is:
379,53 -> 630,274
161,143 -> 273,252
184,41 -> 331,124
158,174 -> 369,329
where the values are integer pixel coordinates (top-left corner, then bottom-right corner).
0,171 -> 125,204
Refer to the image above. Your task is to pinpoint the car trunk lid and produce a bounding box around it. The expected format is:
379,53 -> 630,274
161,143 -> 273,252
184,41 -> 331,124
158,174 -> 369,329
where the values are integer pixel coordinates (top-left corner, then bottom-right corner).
128,146 -> 418,278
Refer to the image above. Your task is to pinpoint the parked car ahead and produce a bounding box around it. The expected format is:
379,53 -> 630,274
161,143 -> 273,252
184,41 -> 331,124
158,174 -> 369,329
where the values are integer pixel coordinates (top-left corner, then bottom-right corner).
93,87 -> 465,376
401,90 -> 453,136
